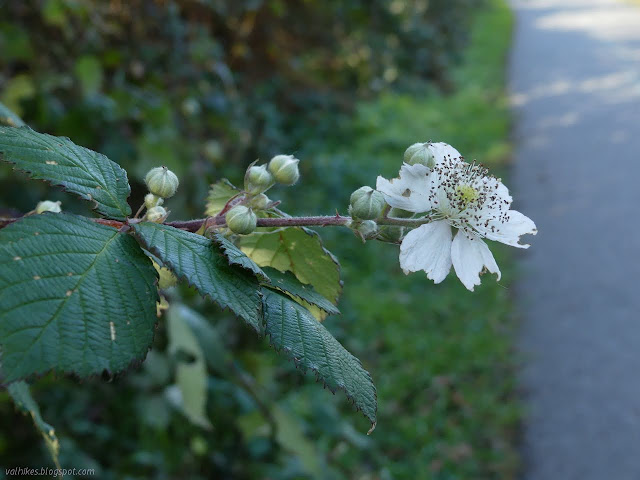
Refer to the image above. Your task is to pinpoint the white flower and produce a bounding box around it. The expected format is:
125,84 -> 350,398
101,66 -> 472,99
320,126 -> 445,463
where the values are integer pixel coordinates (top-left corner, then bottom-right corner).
376,150 -> 537,291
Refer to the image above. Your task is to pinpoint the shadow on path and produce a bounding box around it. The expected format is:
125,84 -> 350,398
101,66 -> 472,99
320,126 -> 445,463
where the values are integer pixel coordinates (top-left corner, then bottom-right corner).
509,1 -> 640,479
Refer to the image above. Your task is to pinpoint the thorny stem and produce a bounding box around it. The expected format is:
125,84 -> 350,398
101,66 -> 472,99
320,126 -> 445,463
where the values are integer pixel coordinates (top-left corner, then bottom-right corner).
0,214 -> 432,232
174,215 -> 351,232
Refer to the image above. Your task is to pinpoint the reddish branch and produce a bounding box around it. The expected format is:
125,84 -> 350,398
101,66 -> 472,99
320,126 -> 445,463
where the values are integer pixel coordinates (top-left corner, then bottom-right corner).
0,214 -> 351,232
1,214 -> 427,232
170,215 -> 350,232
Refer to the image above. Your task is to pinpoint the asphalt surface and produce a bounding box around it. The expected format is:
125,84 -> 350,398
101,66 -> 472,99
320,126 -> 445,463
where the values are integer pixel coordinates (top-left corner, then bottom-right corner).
509,1 -> 640,478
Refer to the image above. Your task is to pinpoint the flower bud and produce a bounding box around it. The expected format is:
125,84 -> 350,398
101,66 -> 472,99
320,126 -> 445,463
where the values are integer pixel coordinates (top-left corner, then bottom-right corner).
389,207 -> 413,218
145,166 -> 179,198
403,143 -> 424,163
146,206 -> 167,223
249,193 -> 270,210
377,225 -> 404,244
245,164 -> 275,194
355,220 -> 378,241
350,186 -> 386,220
225,205 -> 257,235
144,193 -> 164,209
35,200 -> 62,214
268,154 -> 300,185
404,143 -> 435,168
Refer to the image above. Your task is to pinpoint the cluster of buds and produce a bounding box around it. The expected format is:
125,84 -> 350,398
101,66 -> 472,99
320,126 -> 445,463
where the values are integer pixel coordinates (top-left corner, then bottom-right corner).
347,144 -> 439,243
226,154 -> 301,235
143,166 -> 179,223
243,154 -> 300,195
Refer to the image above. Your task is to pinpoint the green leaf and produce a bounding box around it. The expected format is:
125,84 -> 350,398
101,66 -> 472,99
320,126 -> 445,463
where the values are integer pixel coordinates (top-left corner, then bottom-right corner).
0,101 -> 26,127
262,267 -> 339,316
132,223 -> 263,333
239,227 -> 342,320
0,213 -> 158,381
167,305 -> 212,430
261,289 -> 377,430
7,381 -> 60,468
212,233 -> 269,282
0,126 -> 132,219
205,179 -> 240,216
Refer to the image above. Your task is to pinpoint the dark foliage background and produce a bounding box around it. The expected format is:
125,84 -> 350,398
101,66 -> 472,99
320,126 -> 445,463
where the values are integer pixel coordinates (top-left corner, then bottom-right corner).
1,0 -> 478,213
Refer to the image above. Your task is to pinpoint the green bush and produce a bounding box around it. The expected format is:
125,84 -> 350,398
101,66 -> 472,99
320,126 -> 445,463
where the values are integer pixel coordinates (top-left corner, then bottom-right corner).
1,0 -> 481,214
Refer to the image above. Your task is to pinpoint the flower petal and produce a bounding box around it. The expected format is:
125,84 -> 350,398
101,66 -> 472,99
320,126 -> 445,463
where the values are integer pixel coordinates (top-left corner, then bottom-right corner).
451,230 -> 501,291
481,210 -> 537,248
428,142 -> 464,164
376,163 -> 433,212
399,220 -> 452,283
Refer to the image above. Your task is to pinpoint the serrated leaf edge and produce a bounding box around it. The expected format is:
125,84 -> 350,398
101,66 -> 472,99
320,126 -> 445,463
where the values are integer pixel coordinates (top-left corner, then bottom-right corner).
261,291 -> 376,432
0,126 -> 132,220
132,225 -> 264,335
211,233 -> 271,283
260,268 -> 340,316
0,214 -> 158,382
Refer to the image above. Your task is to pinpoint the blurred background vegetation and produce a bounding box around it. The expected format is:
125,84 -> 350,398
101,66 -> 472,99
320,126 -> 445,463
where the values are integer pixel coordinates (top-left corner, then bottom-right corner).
0,0 -> 519,478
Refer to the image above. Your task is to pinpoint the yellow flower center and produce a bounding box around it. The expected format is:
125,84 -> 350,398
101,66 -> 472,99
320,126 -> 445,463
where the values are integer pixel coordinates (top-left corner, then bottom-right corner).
455,184 -> 479,206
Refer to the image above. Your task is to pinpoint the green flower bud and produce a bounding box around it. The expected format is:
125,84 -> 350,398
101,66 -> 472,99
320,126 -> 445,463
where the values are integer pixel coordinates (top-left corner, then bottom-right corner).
145,166 -> 179,198
268,154 -> 300,185
355,220 -> 378,241
152,260 -> 177,289
225,205 -> 257,235
350,186 -> 386,220
377,225 -> 404,244
245,164 -> 275,194
389,207 -> 413,218
144,193 -> 164,209
404,143 -> 435,168
35,200 -> 62,214
403,143 -> 424,162
146,206 -> 167,223
249,193 -> 270,210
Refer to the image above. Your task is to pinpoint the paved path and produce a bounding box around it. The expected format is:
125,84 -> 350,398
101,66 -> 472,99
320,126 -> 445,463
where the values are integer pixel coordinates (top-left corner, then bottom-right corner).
509,1 -> 640,479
